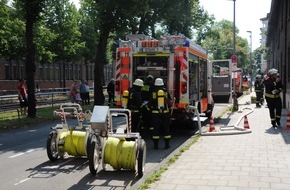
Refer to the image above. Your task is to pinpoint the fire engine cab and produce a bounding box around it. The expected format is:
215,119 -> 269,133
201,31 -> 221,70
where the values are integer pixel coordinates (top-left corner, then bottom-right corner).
114,34 -> 214,127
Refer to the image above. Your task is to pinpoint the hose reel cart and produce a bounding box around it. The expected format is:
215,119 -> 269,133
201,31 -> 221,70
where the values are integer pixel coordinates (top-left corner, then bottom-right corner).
89,106 -> 146,177
46,103 -> 95,161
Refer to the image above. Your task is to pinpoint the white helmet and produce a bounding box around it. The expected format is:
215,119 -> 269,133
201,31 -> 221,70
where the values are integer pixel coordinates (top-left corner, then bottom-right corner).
268,68 -> 278,75
133,79 -> 144,87
154,78 -> 164,86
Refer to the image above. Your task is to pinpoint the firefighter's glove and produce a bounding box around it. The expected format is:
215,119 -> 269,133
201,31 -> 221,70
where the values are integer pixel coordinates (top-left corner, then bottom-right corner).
272,89 -> 279,94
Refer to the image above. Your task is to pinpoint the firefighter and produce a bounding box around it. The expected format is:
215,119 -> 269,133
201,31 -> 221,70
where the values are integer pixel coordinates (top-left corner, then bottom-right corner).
141,75 -> 154,101
127,78 -> 144,132
140,75 -> 154,138
148,78 -> 172,149
254,75 -> 264,108
263,68 -> 283,128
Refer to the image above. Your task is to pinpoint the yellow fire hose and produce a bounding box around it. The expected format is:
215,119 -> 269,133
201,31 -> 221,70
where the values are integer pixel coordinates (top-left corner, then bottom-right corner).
103,137 -> 136,170
59,131 -> 87,156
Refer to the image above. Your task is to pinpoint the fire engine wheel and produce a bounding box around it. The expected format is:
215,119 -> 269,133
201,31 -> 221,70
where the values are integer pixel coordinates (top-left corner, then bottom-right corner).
46,131 -> 59,161
137,139 -> 146,177
88,134 -> 101,175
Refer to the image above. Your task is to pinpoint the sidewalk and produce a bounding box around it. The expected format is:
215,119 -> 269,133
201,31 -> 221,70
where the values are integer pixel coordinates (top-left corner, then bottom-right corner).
147,93 -> 290,190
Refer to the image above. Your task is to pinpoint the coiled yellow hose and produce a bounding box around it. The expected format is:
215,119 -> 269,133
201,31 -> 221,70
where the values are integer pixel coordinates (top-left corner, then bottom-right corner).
103,137 -> 136,170
61,131 -> 86,156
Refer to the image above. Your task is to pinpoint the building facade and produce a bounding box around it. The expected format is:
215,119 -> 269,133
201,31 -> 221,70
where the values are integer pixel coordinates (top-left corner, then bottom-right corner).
0,59 -> 114,94
266,0 -> 290,109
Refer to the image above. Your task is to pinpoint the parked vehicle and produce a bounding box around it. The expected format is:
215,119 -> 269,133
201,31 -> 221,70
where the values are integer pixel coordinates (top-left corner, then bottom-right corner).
113,34 -> 214,127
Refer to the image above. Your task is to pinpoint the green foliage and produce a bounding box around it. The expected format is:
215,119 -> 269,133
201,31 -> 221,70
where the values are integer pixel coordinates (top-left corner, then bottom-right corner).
42,0 -> 84,63
159,0 -> 209,38
0,1 -> 26,60
196,19 -> 250,71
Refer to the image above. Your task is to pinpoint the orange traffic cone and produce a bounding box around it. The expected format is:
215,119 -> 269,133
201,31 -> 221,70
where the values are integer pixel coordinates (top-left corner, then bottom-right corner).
285,112 -> 290,130
244,115 -> 250,129
209,116 -> 215,132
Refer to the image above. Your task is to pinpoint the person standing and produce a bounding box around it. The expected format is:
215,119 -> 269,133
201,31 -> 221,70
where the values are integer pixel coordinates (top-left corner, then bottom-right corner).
17,79 -> 28,116
127,79 -> 144,132
148,78 -> 172,149
254,75 -> 264,108
80,80 -> 87,105
263,68 -> 283,128
107,79 -> 115,107
84,81 -> 90,105
69,80 -> 81,103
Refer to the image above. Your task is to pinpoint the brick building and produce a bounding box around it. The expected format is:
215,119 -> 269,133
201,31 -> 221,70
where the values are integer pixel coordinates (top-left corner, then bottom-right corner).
0,59 -> 114,95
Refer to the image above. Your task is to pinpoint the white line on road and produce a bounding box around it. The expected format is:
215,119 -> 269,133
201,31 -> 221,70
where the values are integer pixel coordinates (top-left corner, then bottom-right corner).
9,149 -> 35,158
14,174 -> 40,186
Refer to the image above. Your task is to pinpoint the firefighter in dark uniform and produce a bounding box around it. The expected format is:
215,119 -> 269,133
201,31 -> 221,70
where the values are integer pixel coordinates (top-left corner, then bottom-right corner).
254,75 -> 264,108
140,75 -> 154,138
127,79 -> 144,132
148,78 -> 172,149
263,68 -> 283,128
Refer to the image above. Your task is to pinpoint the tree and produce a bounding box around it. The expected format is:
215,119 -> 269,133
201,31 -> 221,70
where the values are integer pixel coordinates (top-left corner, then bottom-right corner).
0,0 -> 26,64
161,0 -> 206,38
20,0 -> 46,118
196,19 -> 250,70
42,0 -> 85,88
79,0 -> 99,80
90,0 -> 140,105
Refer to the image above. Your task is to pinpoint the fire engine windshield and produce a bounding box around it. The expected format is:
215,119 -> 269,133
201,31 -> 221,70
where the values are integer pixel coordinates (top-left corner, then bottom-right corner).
133,56 -> 169,82
212,61 -> 230,77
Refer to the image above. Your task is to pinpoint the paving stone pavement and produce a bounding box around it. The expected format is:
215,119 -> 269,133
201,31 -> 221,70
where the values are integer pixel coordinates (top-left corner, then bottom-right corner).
146,93 -> 290,190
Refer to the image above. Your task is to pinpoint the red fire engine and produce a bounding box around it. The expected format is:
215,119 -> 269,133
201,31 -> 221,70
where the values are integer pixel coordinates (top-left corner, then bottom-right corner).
114,34 -> 214,127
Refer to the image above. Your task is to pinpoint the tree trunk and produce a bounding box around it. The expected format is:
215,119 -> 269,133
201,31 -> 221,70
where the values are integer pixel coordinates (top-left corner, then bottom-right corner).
25,8 -> 36,118
94,29 -> 109,105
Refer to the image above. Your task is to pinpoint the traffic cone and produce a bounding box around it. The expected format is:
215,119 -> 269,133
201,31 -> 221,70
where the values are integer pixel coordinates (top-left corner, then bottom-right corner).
209,116 -> 215,132
285,112 -> 290,130
244,115 -> 250,129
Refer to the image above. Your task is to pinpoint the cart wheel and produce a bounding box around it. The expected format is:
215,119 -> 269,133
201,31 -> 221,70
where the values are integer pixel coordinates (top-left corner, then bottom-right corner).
86,132 -> 93,157
137,139 -> 146,177
47,131 -> 59,161
88,134 -> 101,175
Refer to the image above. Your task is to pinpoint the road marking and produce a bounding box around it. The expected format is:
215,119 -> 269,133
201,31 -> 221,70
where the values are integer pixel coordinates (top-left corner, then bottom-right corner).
9,149 -> 34,158
14,174 -> 40,186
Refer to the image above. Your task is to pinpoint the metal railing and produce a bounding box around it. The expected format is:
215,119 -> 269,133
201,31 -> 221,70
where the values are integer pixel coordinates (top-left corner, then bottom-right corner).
0,86 -> 107,113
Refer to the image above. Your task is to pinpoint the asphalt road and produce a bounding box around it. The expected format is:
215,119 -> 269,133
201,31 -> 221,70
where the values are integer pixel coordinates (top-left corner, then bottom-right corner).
0,119 -> 196,190
0,102 -> 230,190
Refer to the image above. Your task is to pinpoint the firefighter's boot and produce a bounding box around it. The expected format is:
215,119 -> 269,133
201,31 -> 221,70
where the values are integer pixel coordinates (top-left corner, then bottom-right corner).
165,139 -> 170,149
153,139 -> 159,150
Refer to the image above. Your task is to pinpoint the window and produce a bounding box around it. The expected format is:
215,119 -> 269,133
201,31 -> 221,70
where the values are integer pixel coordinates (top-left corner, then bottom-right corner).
5,65 -> 10,80
13,65 -> 18,79
55,66 -> 60,80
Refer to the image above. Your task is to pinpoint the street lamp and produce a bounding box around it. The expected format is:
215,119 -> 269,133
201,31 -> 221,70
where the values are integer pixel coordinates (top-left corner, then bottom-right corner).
232,0 -> 239,111
246,31 -> 252,80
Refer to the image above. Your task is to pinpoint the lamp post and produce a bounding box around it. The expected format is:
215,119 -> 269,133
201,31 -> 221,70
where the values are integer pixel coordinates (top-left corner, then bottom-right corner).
246,31 -> 252,80
232,0 -> 239,111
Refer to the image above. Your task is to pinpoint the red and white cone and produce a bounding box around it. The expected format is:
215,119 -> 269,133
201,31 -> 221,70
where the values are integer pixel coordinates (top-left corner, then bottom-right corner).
209,116 -> 216,132
244,115 -> 250,129
285,112 -> 290,130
